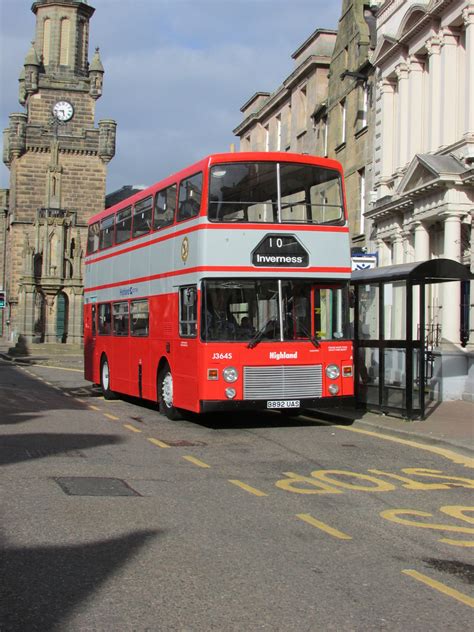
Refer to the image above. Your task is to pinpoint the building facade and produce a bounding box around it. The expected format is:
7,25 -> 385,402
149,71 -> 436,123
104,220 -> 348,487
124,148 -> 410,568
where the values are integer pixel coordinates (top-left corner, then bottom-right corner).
313,0 -> 377,251
368,0 -> 474,398
1,0 -> 116,345
233,29 -> 337,156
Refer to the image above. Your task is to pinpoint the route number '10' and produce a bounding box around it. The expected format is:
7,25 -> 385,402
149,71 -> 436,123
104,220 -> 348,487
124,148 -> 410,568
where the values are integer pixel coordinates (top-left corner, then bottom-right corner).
269,237 -> 284,248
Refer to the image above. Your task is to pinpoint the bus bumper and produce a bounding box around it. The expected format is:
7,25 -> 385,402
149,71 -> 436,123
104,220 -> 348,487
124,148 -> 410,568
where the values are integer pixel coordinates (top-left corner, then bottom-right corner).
199,396 -> 356,413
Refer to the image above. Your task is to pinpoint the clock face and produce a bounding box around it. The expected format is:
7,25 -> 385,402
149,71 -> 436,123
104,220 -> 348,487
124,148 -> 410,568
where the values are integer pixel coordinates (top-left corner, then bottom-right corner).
52,101 -> 74,122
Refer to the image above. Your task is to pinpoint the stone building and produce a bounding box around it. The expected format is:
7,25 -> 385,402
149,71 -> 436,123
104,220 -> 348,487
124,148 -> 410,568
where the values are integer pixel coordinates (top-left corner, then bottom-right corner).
1,0 -> 116,345
368,0 -> 474,398
313,0 -> 378,251
233,29 -> 337,155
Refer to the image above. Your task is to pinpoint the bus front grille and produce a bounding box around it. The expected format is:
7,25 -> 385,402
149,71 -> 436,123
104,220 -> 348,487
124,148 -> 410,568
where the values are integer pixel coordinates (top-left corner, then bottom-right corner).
243,365 -> 323,400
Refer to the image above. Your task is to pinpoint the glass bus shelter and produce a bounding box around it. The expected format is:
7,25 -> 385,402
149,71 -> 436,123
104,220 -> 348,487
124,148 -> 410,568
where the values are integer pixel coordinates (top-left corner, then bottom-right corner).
351,259 -> 472,420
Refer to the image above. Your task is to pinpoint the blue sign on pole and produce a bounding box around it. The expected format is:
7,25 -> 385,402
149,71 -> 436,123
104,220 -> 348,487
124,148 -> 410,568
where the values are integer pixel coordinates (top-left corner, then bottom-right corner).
351,254 -> 378,271
0,291 -> 5,309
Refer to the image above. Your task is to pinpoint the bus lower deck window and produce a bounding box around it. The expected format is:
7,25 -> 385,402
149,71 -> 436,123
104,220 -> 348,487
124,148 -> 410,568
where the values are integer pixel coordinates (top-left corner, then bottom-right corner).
130,300 -> 149,336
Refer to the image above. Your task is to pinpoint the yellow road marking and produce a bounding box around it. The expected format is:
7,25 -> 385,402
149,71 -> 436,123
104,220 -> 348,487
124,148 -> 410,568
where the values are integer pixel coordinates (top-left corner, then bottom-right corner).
402,569 -> 474,608
229,480 -> 268,496
44,381 -> 52,385
75,398 -> 86,403
62,392 -> 71,397
296,513 -> 352,540
183,455 -> 210,468
104,413 -> 119,421
337,425 -> 474,470
123,423 -> 142,433
88,405 -> 100,411
148,438 -> 170,448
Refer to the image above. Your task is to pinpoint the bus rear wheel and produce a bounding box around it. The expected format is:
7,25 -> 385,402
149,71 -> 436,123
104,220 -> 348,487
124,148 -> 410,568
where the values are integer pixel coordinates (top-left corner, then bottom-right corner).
158,365 -> 181,420
100,355 -> 116,400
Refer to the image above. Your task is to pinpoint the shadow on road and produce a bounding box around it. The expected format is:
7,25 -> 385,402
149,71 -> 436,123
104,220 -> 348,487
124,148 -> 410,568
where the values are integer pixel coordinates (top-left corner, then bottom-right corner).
0,529 -> 162,631
182,408 -> 356,430
0,433 -> 126,467
0,362 -> 88,426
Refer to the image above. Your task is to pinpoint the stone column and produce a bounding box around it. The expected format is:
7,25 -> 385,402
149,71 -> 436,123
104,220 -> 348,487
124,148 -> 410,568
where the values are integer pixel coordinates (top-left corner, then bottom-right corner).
441,212 -> 462,343
407,57 -> 425,157
413,220 -> 430,261
413,220 -> 430,338
440,28 -> 459,147
391,233 -> 405,338
379,79 -> 396,189
44,293 -> 57,343
426,35 -> 441,151
463,6 -> 474,134
68,288 -> 84,344
395,63 -> 409,170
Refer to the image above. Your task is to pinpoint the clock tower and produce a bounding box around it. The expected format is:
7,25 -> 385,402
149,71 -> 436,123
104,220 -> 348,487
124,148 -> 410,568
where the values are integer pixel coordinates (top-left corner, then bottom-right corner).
2,0 -> 116,345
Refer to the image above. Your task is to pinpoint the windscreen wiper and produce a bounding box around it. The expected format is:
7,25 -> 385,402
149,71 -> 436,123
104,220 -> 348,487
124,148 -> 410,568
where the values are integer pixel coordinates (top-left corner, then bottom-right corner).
247,318 -> 277,349
296,323 -> 320,348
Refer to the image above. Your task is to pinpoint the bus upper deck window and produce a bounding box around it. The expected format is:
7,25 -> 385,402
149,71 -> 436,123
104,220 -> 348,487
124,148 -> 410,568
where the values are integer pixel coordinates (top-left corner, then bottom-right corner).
154,185 -> 176,230
87,222 -> 100,254
116,206 -> 132,244
99,215 -> 115,250
132,196 -> 152,238
177,173 -> 202,222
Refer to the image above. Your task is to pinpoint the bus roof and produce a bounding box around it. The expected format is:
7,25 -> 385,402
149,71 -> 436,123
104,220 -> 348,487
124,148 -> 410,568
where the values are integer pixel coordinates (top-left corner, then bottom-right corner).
89,152 -> 344,225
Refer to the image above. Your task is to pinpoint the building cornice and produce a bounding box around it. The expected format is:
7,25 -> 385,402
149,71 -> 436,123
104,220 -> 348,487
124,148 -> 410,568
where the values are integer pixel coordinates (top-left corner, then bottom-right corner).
234,54 -> 330,136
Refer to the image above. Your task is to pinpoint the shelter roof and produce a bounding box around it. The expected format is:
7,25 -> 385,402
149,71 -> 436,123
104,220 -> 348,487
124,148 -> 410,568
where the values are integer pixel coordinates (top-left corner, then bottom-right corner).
351,259 -> 472,284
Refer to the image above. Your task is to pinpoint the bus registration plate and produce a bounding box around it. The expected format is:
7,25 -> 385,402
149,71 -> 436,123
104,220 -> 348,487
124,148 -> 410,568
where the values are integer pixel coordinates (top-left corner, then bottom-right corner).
267,400 -> 300,409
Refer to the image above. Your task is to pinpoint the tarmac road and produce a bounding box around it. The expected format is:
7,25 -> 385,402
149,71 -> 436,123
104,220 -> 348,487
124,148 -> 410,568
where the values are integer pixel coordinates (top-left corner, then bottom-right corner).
0,358 -> 473,631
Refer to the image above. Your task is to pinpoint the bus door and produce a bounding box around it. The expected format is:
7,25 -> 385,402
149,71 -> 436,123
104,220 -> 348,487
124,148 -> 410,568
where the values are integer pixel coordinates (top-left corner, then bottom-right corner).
84,303 -> 97,381
173,285 -> 199,411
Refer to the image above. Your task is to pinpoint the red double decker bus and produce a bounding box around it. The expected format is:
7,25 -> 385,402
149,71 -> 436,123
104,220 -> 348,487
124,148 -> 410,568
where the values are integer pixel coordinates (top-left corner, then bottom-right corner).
84,152 -> 354,418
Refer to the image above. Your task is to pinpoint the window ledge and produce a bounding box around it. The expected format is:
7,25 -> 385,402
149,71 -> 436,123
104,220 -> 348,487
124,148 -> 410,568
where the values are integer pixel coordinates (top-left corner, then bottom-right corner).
355,125 -> 368,139
335,142 -> 346,153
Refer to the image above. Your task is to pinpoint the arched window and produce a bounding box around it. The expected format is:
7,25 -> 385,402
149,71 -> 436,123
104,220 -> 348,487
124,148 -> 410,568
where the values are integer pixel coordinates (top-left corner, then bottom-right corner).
59,18 -> 70,65
43,18 -> 51,65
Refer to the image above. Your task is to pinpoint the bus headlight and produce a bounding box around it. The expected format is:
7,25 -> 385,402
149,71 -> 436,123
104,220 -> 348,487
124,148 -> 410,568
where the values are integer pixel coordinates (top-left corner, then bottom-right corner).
223,367 -> 238,383
326,364 -> 340,380
225,387 -> 236,399
328,383 -> 340,395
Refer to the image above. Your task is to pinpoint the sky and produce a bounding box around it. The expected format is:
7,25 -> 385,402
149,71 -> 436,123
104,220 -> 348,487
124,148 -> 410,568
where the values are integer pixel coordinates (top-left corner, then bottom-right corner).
0,0 -> 341,194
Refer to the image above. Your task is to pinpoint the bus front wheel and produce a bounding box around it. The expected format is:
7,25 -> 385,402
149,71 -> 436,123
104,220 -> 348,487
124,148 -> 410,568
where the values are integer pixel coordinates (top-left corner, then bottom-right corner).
158,366 -> 181,420
100,355 -> 116,400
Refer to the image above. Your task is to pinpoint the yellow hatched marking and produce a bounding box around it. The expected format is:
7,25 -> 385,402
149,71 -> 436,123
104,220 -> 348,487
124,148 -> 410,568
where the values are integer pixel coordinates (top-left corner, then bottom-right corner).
337,425 -> 474,470
75,398 -> 86,403
62,392 -> 71,397
104,413 -> 119,421
123,424 -> 142,433
148,438 -> 170,448
44,381 -> 53,386
229,480 -> 268,497
403,570 -> 474,608
88,405 -> 101,411
183,455 -> 211,468
296,513 -> 352,540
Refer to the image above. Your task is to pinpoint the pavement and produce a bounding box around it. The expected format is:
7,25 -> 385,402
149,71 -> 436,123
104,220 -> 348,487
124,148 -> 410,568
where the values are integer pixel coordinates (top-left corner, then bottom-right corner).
0,338 -> 472,455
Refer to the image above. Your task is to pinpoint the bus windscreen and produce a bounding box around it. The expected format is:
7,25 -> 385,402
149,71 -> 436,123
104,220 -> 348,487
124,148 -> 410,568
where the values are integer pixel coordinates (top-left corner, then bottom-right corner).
208,162 -> 344,225
201,279 -> 350,343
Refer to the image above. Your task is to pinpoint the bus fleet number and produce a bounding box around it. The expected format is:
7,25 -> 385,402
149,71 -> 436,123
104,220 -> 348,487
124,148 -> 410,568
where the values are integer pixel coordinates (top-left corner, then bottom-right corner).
212,352 -> 233,360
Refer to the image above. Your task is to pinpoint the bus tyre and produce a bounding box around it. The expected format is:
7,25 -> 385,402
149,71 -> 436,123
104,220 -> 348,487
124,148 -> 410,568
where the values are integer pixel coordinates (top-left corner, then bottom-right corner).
158,366 -> 181,421
100,356 -> 117,400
